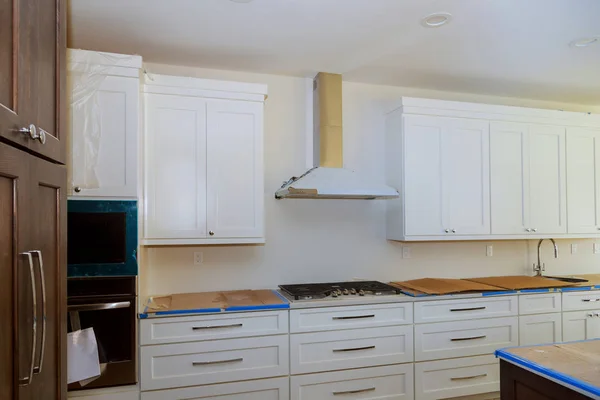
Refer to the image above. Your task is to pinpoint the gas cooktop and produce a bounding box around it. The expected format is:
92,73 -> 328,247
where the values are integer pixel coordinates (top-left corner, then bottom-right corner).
279,281 -> 402,300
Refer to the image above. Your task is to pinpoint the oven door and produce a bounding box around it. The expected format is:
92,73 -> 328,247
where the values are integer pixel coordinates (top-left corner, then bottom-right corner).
67,295 -> 137,390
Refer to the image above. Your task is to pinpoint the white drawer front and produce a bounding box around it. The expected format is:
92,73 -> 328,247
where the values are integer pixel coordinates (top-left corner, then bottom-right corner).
290,325 -> 413,374
140,335 -> 289,390
414,317 -> 518,361
414,296 -> 517,324
563,291 -> 600,311
415,355 -> 499,400
140,311 -> 288,345
290,303 -> 413,333
519,313 -> 562,346
291,364 -> 414,400
141,377 -> 290,400
519,293 -> 561,315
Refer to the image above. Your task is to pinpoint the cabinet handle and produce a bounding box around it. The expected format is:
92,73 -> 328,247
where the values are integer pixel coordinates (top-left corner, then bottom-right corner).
450,306 -> 486,312
68,301 -> 131,312
332,314 -> 375,320
73,186 -> 82,193
333,345 -> 376,352
209,231 -> 215,236
31,251 -> 46,374
532,228 -> 538,232
192,323 -> 243,330
582,299 -> 600,302
451,373 -> 488,381
192,358 -> 243,366
333,387 -> 376,395
525,228 -> 531,232
37,128 -> 47,144
452,229 -> 456,233
19,124 -> 38,141
444,229 -> 450,233
19,252 -> 37,386
451,335 -> 486,342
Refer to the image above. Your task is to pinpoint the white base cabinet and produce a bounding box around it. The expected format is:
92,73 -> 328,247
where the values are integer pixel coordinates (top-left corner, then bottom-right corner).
519,313 -> 562,346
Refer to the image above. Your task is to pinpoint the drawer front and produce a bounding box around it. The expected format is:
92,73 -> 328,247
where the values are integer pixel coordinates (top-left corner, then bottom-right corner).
414,317 -> 518,361
290,303 -> 413,333
414,296 -> 517,323
141,377 -> 290,400
290,325 -> 413,374
519,293 -> 561,315
519,313 -> 562,346
140,335 -> 289,390
563,291 -> 600,311
291,364 -> 414,400
415,355 -> 499,400
140,311 -> 288,345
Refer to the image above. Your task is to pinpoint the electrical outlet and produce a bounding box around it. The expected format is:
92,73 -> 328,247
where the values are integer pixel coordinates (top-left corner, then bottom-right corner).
571,243 -> 578,254
402,246 -> 411,259
594,243 -> 600,255
194,252 -> 203,265
486,245 -> 493,257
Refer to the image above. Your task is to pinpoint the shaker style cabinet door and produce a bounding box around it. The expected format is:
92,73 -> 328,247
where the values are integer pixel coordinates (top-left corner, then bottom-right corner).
562,311 -> 600,342
206,100 -> 264,239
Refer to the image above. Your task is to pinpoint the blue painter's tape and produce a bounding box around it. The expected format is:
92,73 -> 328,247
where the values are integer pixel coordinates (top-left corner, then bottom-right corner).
561,286 -> 594,292
154,308 -> 222,316
226,303 -> 290,312
482,290 -> 517,296
272,290 -> 291,304
519,288 -> 552,294
496,347 -> 600,398
399,290 -> 428,297
139,313 -> 148,319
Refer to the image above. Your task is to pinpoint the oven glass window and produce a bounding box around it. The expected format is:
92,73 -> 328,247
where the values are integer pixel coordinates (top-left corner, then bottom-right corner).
68,213 -> 126,264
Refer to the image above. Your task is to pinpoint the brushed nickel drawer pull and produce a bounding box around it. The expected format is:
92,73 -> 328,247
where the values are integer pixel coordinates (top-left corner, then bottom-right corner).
192,357 -> 243,366
450,306 -> 486,312
192,323 -> 243,330
582,299 -> 600,302
451,373 -> 488,381
333,345 -> 376,352
333,387 -> 376,395
451,335 -> 487,342
332,314 -> 375,320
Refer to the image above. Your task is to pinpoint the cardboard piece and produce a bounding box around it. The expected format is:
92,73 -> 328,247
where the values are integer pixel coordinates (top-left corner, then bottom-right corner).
466,275 -> 576,290
505,340 -> 600,389
389,278 -> 505,295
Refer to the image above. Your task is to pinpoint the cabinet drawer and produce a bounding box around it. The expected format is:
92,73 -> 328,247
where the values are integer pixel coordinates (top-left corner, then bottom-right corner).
291,364 -> 414,400
290,325 -> 413,374
415,355 -> 499,400
414,296 -> 517,323
562,291 -> 600,311
290,303 -> 413,333
140,311 -> 288,345
141,377 -> 290,400
519,293 -> 561,315
414,317 -> 518,361
140,335 -> 289,390
519,313 -> 562,346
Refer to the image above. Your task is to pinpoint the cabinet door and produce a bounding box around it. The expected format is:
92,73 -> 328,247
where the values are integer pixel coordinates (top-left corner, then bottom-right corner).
69,75 -> 139,197
490,122 -> 530,234
206,100 -> 264,238
519,314 -> 562,346
562,311 -> 600,341
566,127 -> 600,234
403,115 -> 445,236
144,94 -> 208,239
441,118 -> 490,235
528,124 -> 567,234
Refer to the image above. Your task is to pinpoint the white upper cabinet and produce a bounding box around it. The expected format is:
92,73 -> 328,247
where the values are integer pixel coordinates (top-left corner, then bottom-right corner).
67,49 -> 142,198
566,127 -> 600,234
142,74 -> 267,245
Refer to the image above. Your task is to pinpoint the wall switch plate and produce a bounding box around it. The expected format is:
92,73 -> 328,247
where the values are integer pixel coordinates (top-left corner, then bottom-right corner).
595,243 -> 600,255
194,252 -> 203,265
486,245 -> 493,257
571,243 -> 578,254
402,246 -> 411,259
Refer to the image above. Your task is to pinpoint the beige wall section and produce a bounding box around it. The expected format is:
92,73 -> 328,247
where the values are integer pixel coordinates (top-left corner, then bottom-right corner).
139,62 -> 600,298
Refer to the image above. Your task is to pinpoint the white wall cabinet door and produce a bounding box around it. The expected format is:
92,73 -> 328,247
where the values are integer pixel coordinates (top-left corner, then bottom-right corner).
403,115 -> 490,237
519,314 -> 562,346
562,311 -> 600,342
566,127 -> 600,234
69,75 -> 139,197
206,100 -> 264,239
144,94 -> 208,240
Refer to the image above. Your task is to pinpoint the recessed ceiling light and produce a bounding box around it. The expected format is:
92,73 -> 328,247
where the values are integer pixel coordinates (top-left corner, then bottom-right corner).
421,12 -> 452,28
570,37 -> 599,48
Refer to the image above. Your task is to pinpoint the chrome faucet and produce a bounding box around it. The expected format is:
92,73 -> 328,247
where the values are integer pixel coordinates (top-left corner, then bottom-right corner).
534,238 -> 558,276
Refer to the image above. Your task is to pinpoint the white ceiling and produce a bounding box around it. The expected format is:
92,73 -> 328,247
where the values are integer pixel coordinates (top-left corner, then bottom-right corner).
69,0 -> 600,104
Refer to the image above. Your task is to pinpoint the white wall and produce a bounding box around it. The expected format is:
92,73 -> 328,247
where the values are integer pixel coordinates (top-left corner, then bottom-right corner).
140,63 -> 600,298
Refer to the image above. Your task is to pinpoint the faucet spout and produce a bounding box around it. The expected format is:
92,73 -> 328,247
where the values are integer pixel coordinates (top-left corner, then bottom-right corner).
535,238 -> 558,276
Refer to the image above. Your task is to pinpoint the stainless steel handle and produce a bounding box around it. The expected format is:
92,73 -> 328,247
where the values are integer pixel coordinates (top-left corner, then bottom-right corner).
332,314 -> 375,320
532,228 -> 537,232
333,345 -> 376,352
452,229 -> 456,233
19,252 -> 37,386
209,231 -> 215,236
451,373 -> 488,381
19,124 -> 37,141
31,251 -> 46,374
333,387 -> 376,395
37,128 -> 47,144
67,301 -> 131,312
444,229 -> 450,233
450,306 -> 486,312
192,358 -> 243,366
192,323 -> 243,330
451,335 -> 486,342
526,228 -> 531,232
582,299 -> 600,302
73,186 -> 82,193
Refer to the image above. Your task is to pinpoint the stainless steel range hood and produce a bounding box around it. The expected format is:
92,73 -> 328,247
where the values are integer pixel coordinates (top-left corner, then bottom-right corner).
275,73 -> 399,200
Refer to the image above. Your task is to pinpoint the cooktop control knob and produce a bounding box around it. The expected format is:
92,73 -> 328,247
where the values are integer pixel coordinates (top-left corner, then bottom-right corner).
343,289 -> 349,295
358,290 -> 365,296
350,288 -> 357,295
331,291 -> 338,298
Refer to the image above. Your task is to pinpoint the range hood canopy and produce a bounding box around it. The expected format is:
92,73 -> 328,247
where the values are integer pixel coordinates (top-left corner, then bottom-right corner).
275,72 -> 399,200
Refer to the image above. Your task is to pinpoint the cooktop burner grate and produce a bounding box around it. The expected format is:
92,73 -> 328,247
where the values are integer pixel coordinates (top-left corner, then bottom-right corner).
279,281 -> 401,300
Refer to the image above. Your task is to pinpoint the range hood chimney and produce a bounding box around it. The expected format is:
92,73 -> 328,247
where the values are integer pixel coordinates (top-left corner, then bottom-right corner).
275,72 -> 399,200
